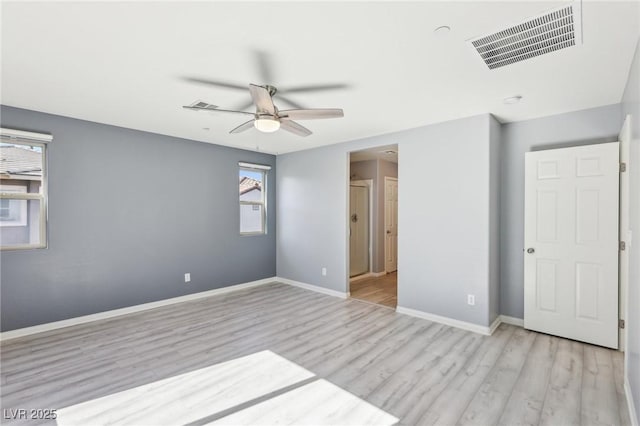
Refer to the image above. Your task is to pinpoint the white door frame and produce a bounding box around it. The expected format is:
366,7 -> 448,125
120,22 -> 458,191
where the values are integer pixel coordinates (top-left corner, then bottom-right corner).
619,115 -> 631,356
384,176 -> 398,273
349,179 -> 373,281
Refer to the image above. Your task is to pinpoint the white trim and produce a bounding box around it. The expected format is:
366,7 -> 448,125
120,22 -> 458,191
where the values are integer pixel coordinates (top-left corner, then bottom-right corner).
488,316 -> 501,334
349,271 -> 386,283
350,272 -> 373,282
620,115 -> 631,357
625,377 -> 639,426
0,127 -> 52,143
0,277 -> 276,341
396,306 -> 496,336
499,315 -> 524,327
238,161 -> 271,171
276,277 -> 349,299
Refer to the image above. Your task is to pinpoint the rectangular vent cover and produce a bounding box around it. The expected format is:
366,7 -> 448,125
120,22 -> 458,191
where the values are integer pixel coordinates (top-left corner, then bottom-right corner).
468,2 -> 582,70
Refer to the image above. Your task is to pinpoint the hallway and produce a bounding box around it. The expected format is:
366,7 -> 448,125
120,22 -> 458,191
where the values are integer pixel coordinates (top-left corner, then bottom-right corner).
350,272 -> 397,308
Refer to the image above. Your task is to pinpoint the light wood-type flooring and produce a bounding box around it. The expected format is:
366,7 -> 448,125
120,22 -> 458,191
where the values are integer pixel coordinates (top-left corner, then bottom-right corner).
0,282 -> 631,425
350,272 -> 397,307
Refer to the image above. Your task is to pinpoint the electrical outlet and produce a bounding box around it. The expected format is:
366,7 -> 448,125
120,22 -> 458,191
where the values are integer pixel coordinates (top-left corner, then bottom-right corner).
321,267 -> 327,276
467,294 -> 475,306
184,273 -> 191,283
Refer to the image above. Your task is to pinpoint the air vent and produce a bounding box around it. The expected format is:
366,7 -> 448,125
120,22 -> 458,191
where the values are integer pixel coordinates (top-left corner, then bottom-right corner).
468,2 -> 582,70
192,101 -> 212,108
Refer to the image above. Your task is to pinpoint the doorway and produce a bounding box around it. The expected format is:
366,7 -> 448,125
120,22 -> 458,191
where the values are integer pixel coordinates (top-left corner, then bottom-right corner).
348,145 -> 398,308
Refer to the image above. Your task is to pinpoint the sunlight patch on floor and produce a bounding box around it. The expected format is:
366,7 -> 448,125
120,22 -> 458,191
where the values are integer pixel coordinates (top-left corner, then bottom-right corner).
56,350 -> 398,426
56,350 -> 313,426
211,379 -> 399,426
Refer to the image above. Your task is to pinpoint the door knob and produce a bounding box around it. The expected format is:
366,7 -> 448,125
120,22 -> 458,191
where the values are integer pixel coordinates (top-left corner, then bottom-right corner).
527,248 -> 535,254
386,230 -> 391,234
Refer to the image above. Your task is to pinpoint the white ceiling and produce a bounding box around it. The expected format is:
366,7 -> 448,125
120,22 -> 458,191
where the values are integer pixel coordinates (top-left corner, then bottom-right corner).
2,1 -> 638,155
351,144 -> 398,163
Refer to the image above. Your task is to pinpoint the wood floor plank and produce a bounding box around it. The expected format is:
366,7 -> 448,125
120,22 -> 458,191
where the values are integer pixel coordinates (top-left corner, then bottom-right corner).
417,323 -> 516,426
457,327 -> 537,426
350,272 -> 397,307
0,282 -> 627,426
539,339 -> 584,426
612,350 -> 632,426
371,329 -> 482,421
497,333 -> 559,426
581,345 -> 621,425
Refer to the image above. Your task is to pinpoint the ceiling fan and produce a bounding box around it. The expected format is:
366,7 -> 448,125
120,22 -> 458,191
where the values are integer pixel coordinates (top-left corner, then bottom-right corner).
183,83 -> 344,137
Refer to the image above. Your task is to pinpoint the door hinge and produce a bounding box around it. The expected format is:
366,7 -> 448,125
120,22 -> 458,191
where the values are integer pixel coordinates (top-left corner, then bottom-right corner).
620,241 -> 626,251
620,162 -> 627,172
619,319 -> 625,329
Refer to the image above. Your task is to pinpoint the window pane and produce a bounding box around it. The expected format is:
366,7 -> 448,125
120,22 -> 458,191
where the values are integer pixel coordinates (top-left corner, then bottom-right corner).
1,141 -> 45,249
0,199 -> 42,247
239,169 -> 263,202
240,204 -> 263,234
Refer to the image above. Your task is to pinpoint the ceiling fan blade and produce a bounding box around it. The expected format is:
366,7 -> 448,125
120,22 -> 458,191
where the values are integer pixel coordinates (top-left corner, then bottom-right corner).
232,99 -> 256,112
279,109 -> 344,120
253,49 -> 275,84
280,120 -> 312,137
183,77 -> 247,91
249,84 -> 275,114
183,105 -> 254,116
279,83 -> 349,94
229,120 -> 255,134
275,95 -> 305,110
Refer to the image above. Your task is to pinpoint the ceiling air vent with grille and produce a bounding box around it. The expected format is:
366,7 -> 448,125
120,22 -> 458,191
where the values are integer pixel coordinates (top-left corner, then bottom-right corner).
468,1 -> 582,70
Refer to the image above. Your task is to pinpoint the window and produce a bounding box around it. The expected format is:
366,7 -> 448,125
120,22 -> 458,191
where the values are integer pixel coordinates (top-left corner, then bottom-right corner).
1,128 -> 51,250
239,162 -> 270,235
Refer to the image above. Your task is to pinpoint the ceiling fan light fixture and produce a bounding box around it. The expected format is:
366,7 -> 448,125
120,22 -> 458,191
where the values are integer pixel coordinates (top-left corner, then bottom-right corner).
254,117 -> 280,133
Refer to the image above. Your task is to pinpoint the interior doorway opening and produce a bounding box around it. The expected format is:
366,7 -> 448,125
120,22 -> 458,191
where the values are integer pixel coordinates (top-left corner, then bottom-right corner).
348,144 -> 398,308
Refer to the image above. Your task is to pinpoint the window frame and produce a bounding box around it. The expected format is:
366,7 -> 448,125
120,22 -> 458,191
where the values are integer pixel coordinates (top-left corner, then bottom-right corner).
239,162 -> 269,236
0,184 -> 28,226
0,128 -> 50,250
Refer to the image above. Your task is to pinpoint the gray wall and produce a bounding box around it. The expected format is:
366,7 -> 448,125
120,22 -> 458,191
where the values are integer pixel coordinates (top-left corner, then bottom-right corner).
349,159 -> 398,274
0,105 -> 276,332
278,114 -> 498,327
399,114 -> 496,326
489,116 -> 501,324
622,37 -> 640,424
499,103 -> 622,319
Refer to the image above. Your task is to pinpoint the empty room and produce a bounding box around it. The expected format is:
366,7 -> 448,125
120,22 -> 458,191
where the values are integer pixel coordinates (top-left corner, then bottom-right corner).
1,1 -> 639,425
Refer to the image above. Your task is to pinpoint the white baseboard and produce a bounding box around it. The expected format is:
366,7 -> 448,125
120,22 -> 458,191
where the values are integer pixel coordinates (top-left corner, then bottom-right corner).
489,316 -> 501,334
349,271 -> 386,283
349,273 -> 373,282
626,377 -> 639,426
396,306 -> 496,336
0,277 -> 276,342
276,277 -> 349,299
499,315 -> 524,327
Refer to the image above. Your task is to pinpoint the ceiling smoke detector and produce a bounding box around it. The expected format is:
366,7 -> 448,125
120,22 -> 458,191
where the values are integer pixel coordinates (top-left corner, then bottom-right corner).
503,95 -> 523,105
468,1 -> 583,70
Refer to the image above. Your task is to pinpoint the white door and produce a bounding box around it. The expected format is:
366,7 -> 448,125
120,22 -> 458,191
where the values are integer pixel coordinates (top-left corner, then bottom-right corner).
384,177 -> 398,273
349,184 -> 369,277
524,142 -> 619,349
